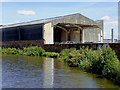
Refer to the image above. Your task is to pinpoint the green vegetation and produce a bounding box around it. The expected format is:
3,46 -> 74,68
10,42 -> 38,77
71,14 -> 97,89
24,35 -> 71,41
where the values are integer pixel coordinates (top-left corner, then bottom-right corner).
59,46 -> 120,84
1,47 -> 58,58
42,52 -> 59,58
1,46 -> 120,85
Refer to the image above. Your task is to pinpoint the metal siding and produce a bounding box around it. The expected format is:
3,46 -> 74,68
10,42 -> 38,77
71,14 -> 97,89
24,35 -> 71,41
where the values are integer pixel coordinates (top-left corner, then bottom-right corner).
2,24 -> 43,41
0,30 -> 2,41
20,24 -> 43,40
3,28 -> 18,41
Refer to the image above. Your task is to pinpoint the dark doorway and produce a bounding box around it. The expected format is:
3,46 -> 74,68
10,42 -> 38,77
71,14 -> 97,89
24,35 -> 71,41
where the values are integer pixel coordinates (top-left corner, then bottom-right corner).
54,27 -> 62,42
80,30 -> 82,43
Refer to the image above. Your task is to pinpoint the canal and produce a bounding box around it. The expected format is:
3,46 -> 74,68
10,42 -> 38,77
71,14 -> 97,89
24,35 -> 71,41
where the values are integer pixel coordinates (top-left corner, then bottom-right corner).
2,54 -> 120,88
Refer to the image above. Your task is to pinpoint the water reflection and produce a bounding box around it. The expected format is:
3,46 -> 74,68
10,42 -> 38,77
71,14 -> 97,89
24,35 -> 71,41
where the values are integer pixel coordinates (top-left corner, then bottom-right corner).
54,59 -> 120,88
2,55 -> 44,88
43,58 -> 54,88
2,55 -> 120,88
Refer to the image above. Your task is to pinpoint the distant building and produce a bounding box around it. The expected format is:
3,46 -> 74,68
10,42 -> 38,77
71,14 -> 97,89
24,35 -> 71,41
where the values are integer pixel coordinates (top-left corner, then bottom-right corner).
0,13 -> 104,44
115,39 -> 119,43
118,40 -> 120,43
103,39 -> 118,43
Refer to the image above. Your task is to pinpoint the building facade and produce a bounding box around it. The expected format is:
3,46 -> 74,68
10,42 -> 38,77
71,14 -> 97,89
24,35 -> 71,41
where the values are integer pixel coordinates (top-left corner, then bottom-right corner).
0,13 -> 104,44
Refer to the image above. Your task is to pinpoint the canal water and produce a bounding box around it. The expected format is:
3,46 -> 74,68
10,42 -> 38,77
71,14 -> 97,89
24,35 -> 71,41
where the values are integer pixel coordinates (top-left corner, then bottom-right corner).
2,54 -> 120,88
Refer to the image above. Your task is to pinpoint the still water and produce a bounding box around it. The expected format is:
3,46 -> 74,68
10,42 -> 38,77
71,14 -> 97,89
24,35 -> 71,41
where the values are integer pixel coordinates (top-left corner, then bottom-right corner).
2,54 -> 120,88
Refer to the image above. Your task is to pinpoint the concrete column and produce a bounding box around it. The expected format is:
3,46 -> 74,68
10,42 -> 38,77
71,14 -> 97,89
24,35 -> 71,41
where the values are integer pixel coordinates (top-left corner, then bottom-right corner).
51,26 -> 54,44
98,34 -> 100,43
44,23 -> 54,44
101,30 -> 103,43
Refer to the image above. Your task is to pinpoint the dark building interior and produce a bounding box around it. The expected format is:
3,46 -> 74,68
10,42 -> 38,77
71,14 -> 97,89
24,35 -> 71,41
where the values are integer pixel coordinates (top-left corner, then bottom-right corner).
1,24 -> 43,41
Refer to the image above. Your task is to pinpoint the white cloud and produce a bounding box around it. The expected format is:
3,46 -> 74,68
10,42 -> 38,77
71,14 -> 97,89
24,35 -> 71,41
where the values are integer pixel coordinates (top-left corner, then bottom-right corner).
101,16 -> 118,25
17,10 -> 36,15
101,16 -> 118,39
101,16 -> 110,21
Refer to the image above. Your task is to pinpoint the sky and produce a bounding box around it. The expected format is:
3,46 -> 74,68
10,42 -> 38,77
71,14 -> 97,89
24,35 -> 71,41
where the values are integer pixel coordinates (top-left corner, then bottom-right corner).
0,1 -> 119,39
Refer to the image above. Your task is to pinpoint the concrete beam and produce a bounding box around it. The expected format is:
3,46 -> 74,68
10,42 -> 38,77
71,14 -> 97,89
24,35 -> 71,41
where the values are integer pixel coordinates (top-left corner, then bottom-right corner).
70,24 -> 83,30
55,25 -> 67,32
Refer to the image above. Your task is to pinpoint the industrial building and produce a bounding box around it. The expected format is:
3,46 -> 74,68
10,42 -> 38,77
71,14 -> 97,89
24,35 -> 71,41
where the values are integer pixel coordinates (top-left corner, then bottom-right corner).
103,39 -> 118,43
0,13 -> 104,44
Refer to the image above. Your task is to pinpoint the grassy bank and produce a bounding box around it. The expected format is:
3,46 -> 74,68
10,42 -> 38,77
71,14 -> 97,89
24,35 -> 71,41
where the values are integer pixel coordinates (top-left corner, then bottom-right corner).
1,47 -> 59,58
59,46 -> 120,85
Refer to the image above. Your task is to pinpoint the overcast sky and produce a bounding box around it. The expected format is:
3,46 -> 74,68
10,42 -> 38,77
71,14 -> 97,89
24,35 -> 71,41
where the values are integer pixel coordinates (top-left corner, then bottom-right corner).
0,1 -> 119,39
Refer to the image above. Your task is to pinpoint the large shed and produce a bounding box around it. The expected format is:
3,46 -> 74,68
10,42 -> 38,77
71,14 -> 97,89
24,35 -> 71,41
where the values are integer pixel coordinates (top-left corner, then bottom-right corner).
0,13 -> 104,44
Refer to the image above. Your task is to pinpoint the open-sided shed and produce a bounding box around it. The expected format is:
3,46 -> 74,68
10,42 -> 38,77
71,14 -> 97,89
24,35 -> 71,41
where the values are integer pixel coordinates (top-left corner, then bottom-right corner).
0,13 -> 103,44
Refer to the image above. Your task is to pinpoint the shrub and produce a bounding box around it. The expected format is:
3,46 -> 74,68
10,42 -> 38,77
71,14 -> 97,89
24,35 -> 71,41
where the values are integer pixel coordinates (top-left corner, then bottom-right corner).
18,49 -> 23,55
2,48 -> 18,54
89,49 -> 105,74
22,46 -> 45,56
78,58 -> 92,71
68,50 -> 81,67
101,46 -> 120,84
2,46 -> 60,58
42,52 -> 59,58
2,46 -> 45,56
59,48 -> 76,62
59,46 -> 120,84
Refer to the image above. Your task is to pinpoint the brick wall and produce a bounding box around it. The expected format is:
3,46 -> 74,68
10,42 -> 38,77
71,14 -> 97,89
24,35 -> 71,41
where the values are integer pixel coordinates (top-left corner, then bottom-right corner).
1,40 -> 44,49
1,41 -> 120,59
42,43 -> 120,59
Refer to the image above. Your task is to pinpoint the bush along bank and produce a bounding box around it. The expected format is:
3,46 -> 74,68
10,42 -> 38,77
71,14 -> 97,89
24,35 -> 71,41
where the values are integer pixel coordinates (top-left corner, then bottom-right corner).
1,47 -> 59,58
59,46 -> 120,85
